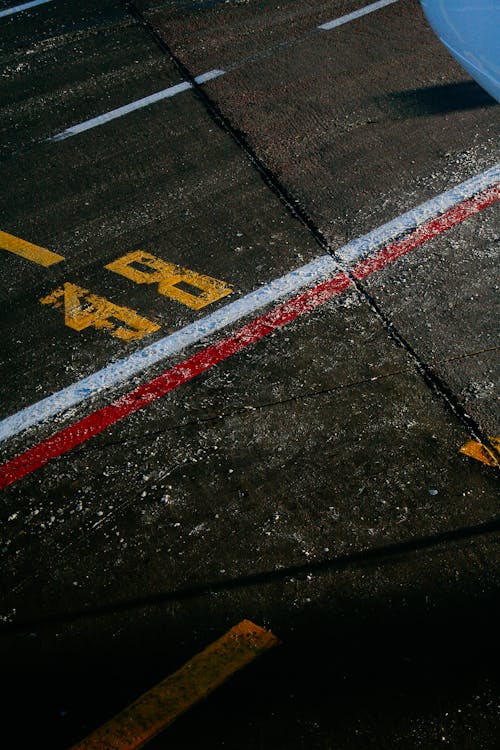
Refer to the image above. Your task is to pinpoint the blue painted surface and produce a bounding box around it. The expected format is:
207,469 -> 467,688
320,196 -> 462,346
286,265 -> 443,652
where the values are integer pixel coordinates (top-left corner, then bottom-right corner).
419,0 -> 500,102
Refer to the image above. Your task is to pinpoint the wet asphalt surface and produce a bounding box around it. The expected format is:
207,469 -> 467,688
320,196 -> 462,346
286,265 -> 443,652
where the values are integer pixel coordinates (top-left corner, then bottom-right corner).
0,1 -> 499,748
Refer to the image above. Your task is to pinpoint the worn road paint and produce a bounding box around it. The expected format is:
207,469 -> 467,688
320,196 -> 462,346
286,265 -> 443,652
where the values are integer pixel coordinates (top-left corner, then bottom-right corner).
0,230 -> 64,267
0,0 -> 53,18
1,182 -> 499,489
334,165 -> 500,265
318,0 -> 399,31
0,165 -> 498,453
222,0 -> 403,73
41,283 -> 160,341
460,437 -> 500,467
51,70 -> 225,140
0,253 -> 340,445
105,251 -> 233,310
70,620 -> 279,750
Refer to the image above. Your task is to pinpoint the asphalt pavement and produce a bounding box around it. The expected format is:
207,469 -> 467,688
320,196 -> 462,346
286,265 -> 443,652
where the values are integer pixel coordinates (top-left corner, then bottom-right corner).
0,1 -> 498,748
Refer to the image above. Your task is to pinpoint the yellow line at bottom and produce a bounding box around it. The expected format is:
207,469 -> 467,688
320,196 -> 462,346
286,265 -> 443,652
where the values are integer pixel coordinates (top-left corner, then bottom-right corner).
70,620 -> 280,750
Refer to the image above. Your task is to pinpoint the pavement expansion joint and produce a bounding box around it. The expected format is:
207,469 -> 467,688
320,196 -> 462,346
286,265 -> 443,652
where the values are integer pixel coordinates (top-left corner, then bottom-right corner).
351,281 -> 498,450
1,3 -> 499,746
123,3 -> 499,465
126,1 -> 333,254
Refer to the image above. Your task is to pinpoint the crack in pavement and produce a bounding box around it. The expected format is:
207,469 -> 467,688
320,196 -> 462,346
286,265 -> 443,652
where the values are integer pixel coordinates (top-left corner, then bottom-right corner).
126,1 -> 498,457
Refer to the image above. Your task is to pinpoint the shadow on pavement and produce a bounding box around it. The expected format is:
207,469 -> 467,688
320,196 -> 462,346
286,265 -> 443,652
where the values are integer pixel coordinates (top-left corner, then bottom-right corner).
2,516 -> 498,634
2,519 -> 499,748
380,81 -> 497,117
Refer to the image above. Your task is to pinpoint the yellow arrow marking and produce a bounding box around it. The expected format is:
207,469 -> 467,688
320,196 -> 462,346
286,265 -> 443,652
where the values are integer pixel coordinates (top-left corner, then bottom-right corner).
460,437 -> 500,467
70,620 -> 279,750
0,230 -> 64,266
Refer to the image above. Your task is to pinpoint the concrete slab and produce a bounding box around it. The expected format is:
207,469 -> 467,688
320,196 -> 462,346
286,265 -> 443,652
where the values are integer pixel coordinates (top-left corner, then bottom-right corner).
0,0 -> 125,54
146,0 -> 499,242
0,60 -> 325,423
141,0 -> 499,446
0,8 -> 178,153
0,1 -> 498,748
137,0 -> 371,72
3,526 -> 499,749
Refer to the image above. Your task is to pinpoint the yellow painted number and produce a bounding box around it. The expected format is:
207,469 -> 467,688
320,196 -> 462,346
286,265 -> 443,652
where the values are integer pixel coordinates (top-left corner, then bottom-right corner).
105,251 -> 233,310
41,283 -> 160,341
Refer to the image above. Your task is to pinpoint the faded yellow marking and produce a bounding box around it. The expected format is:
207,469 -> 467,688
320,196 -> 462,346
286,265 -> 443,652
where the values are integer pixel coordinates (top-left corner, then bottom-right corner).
0,229 -> 64,267
41,283 -> 160,341
460,437 -> 500,467
70,620 -> 279,750
106,250 -> 233,310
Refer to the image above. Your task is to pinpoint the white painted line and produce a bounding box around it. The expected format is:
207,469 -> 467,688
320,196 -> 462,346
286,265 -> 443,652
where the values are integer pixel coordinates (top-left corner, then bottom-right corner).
318,0 -> 399,31
0,255 -> 340,442
336,164 -> 500,263
51,69 -> 226,141
0,163 -> 498,444
194,69 -> 226,85
48,0 -> 401,141
0,0 -> 53,18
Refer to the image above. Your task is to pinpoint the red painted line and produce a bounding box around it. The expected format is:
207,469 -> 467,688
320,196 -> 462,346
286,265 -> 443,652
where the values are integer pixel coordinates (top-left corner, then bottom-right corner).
351,184 -> 500,280
0,274 -> 351,490
0,183 -> 498,491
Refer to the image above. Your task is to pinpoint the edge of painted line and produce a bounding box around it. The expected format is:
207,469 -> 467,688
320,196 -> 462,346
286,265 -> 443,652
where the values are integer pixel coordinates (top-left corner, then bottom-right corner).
0,253 -> 340,443
70,620 -> 279,750
51,70 -> 226,141
0,184 -> 498,490
0,0 -> 53,19
0,166 -> 498,447
48,0 -> 399,137
318,0 -> 399,30
336,164 -> 500,263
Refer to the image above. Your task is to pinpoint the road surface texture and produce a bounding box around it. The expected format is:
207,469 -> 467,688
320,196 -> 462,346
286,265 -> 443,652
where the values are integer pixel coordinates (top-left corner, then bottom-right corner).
0,1 -> 498,748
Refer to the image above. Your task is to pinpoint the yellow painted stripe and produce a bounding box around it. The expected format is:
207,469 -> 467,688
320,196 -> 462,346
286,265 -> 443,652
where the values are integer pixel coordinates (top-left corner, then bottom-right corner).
70,620 -> 279,750
460,437 -> 500,467
0,230 -> 64,266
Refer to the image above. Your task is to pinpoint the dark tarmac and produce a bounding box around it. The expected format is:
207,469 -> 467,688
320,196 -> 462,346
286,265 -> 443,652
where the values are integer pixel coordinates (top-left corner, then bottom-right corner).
0,1 -> 498,748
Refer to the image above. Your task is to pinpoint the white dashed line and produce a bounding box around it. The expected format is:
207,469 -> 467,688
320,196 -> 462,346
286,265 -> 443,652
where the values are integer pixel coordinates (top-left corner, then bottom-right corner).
318,0 -> 399,31
51,70 -> 226,141
50,2 -> 401,140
